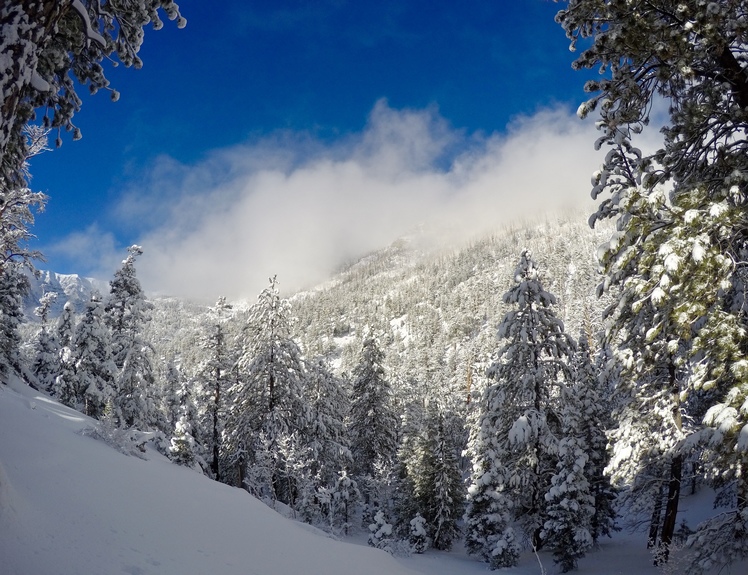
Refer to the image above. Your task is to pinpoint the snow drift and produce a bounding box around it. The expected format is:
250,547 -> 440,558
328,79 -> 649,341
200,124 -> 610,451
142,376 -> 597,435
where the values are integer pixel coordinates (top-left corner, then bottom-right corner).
0,378 -> 420,575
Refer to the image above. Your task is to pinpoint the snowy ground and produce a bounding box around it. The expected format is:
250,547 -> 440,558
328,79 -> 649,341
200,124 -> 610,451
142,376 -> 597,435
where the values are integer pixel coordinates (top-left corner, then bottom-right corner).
0,379 -> 742,575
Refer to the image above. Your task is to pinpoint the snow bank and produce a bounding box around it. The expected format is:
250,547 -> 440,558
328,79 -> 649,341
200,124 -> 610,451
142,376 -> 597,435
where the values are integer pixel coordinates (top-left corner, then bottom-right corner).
0,378 -> 419,575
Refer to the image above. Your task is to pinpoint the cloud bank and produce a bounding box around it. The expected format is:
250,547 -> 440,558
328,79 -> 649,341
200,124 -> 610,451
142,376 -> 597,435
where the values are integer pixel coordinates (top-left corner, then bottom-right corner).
52,101 -> 609,302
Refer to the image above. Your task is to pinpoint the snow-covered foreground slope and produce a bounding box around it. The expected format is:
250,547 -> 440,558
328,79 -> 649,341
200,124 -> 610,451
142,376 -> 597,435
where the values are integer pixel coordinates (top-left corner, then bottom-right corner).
1,377 -> 741,575
0,379 -> 424,575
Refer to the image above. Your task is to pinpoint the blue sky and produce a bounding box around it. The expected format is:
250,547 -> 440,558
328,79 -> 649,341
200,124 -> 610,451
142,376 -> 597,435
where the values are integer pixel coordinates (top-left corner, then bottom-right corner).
26,0 -> 603,301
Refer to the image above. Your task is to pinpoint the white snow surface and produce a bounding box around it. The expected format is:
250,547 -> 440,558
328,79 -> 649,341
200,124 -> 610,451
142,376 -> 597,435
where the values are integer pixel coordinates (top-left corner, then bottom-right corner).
0,376 -> 742,575
0,377 -> 420,575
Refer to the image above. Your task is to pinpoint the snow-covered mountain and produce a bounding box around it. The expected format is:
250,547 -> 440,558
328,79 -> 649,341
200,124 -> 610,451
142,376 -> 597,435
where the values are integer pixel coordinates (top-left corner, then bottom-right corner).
23,269 -> 109,320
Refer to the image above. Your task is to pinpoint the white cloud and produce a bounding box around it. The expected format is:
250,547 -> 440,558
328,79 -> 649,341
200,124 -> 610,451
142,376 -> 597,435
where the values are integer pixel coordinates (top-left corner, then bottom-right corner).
44,224 -> 120,282
54,101 -> 611,302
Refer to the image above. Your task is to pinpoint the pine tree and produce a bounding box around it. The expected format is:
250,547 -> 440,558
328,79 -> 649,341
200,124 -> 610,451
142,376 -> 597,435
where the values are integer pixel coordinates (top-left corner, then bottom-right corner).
0,264 -> 29,383
32,292 -> 59,392
72,293 -> 117,419
542,343 -> 605,571
465,250 -> 574,566
106,245 -> 156,430
408,513 -> 429,553
161,358 -> 183,434
542,430 -> 594,573
368,509 -> 395,553
592,183 -> 693,562
54,301 -> 77,406
195,297 -> 234,481
226,277 -> 308,500
417,407 -> 464,551
303,358 -> 351,489
573,335 -> 617,544
557,3 -> 748,570
348,333 -> 399,507
169,414 -> 198,467
328,469 -> 360,535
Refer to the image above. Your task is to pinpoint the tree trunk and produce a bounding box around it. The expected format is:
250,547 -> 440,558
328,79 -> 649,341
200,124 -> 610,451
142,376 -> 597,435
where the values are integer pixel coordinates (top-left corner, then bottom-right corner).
647,483 -> 664,549
211,372 -> 221,481
656,359 -> 683,564
238,457 -> 246,490
737,474 -> 747,539
657,454 -> 682,564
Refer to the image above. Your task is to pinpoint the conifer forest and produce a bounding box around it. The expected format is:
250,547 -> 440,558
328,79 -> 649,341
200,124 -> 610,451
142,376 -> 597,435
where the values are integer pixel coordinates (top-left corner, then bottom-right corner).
3,1 -> 748,574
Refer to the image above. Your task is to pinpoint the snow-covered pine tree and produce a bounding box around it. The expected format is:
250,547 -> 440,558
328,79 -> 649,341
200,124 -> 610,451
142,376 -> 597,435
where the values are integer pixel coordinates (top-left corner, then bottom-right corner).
408,513 -> 429,554
194,297 -> 234,481
303,358 -> 351,491
105,245 -> 156,430
226,277 -> 308,501
572,334 -> 617,544
0,2 -> 184,194
0,126 -> 48,386
276,431 -> 316,516
72,293 -> 117,419
392,393 -> 427,538
557,2 -> 748,570
368,509 -> 395,553
417,406 -> 464,551
463,434 -> 519,570
465,250 -> 574,567
32,292 -> 60,392
169,414 -> 198,468
327,469 -> 360,535
542,340 -> 601,571
55,301 -> 78,406
161,358 -> 183,434
348,333 -> 399,505
542,427 -> 594,572
0,264 -> 29,383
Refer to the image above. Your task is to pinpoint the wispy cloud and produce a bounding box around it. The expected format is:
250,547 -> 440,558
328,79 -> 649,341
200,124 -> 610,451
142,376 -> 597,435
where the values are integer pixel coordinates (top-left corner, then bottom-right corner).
43,224 -> 121,283
49,101 -> 611,301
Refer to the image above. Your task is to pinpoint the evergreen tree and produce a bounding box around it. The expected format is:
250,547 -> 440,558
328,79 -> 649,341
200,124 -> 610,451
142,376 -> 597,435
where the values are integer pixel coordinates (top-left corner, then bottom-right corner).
417,407 -> 464,551
169,414 -> 198,468
408,513 -> 429,554
161,358 -> 183,434
72,293 -> 117,419
55,301 -> 77,406
542,430 -> 594,573
303,358 -> 351,489
465,250 -> 574,567
327,469 -> 360,535
594,185 -> 693,562
0,264 -> 29,383
573,335 -> 617,544
542,343 -> 605,571
368,509 -> 395,553
557,2 -> 748,570
195,297 -> 234,481
226,277 -> 308,501
0,2 -> 184,193
106,245 -> 156,429
32,292 -> 59,392
348,333 -> 399,503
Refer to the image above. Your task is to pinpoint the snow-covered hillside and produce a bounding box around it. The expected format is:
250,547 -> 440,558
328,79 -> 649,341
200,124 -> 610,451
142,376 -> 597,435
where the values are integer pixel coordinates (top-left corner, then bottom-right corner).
0,376 -> 424,575
2,376 -> 739,575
